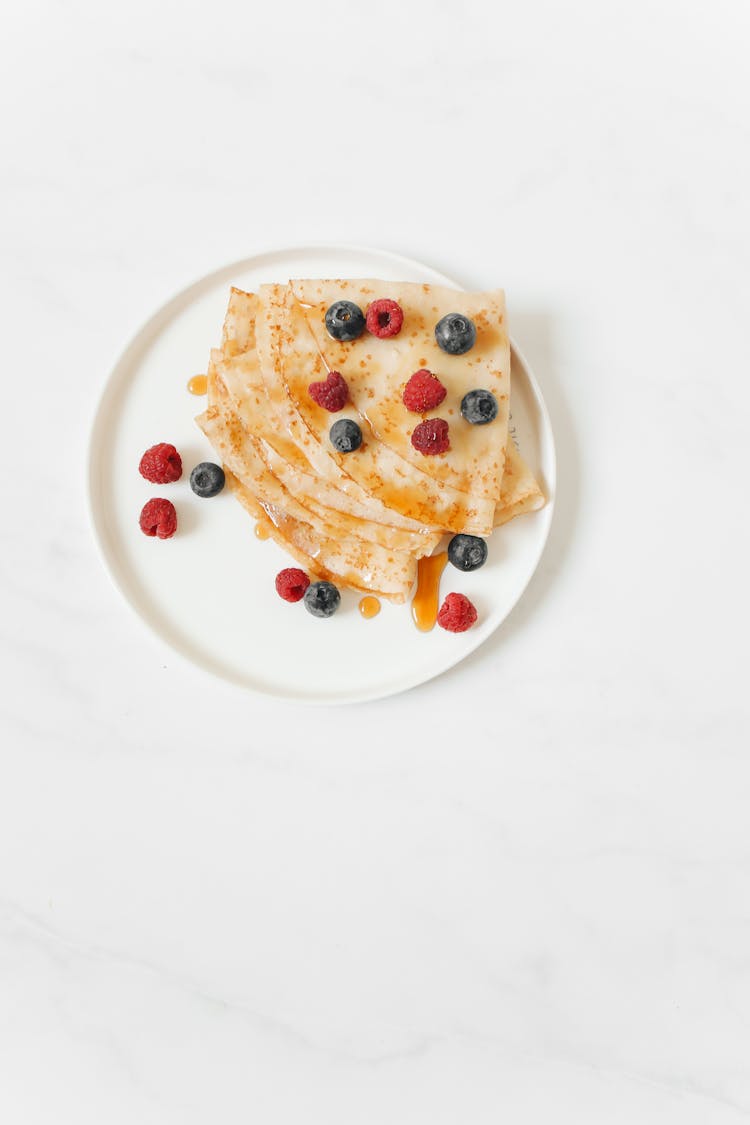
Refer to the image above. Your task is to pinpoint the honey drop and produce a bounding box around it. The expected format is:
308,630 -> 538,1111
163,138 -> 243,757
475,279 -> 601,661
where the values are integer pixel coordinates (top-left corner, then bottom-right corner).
358,595 -> 381,619
187,374 -> 208,395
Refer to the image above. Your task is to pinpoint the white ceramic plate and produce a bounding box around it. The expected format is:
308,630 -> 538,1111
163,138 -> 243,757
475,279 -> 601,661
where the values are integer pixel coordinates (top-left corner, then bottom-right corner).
88,245 -> 555,703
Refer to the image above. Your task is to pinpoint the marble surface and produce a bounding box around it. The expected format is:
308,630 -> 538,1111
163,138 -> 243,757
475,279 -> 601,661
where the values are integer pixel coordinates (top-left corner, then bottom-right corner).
2,1 -> 749,1120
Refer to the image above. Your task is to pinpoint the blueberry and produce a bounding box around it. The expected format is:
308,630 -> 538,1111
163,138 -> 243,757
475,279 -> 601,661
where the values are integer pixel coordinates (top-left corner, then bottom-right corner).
325,300 -> 366,342
303,580 -> 341,618
448,533 -> 488,572
189,461 -> 225,497
329,418 -> 362,453
435,313 -> 476,355
460,389 -> 498,425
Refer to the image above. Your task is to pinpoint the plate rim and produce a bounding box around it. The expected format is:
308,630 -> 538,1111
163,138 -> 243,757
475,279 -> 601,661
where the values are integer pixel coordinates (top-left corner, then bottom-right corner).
87,243 -> 557,704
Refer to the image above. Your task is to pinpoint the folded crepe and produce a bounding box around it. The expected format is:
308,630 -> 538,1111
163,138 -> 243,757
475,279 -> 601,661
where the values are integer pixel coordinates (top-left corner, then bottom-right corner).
290,278 -> 510,503
195,281 -> 544,603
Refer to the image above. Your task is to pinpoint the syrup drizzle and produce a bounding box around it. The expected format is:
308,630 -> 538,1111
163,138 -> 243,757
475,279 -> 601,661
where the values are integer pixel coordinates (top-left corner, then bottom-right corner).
411,551 -> 448,631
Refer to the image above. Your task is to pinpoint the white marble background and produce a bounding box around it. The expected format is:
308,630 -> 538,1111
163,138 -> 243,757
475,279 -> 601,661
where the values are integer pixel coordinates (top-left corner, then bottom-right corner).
2,1 -> 749,1120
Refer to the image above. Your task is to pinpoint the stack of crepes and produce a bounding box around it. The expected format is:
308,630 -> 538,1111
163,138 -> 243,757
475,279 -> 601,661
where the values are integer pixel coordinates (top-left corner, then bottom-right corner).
196,280 -> 544,604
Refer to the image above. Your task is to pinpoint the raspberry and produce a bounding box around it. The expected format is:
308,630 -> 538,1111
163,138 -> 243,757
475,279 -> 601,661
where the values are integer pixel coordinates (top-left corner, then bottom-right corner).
437,592 -> 478,633
366,298 -> 404,339
139,443 -> 182,483
402,369 -> 447,413
411,418 -> 450,455
275,567 -> 310,603
308,371 -> 349,412
139,498 -> 177,539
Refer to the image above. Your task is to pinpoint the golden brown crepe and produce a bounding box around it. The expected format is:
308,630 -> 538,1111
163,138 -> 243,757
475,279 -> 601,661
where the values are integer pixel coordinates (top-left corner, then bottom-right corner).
196,280 -> 544,603
290,279 -> 510,503
256,283 -> 496,535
